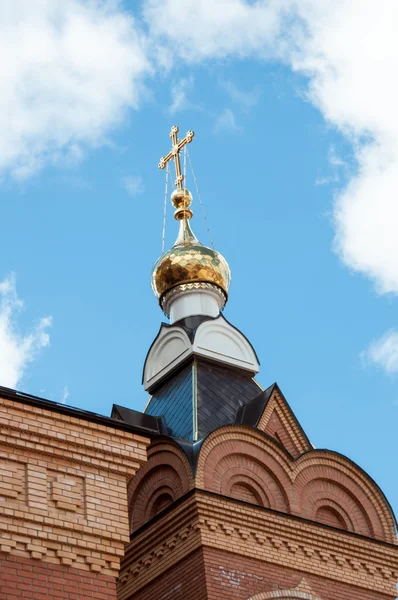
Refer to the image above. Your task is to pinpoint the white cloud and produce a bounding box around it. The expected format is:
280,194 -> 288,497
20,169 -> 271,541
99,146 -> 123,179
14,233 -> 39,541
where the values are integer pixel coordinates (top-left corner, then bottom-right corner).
362,331 -> 398,375
144,0 -> 398,296
144,0 -> 284,62
123,174 -> 144,196
0,274 -> 52,389
315,146 -> 345,186
288,2 -> 398,296
315,174 -> 337,187
213,108 -> 242,134
222,81 -> 261,111
169,76 -> 197,114
0,0 -> 150,179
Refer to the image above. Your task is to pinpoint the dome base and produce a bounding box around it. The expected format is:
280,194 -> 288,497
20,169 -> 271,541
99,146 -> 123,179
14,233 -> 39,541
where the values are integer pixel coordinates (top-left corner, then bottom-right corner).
162,283 -> 226,323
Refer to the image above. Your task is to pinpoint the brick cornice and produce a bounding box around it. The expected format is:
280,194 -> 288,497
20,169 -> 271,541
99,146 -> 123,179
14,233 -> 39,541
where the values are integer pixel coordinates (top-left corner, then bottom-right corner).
0,397 -> 148,474
120,489 -> 398,597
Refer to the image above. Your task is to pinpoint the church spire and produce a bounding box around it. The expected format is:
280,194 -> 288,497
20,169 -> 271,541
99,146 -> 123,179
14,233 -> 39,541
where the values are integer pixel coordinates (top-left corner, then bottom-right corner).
152,126 -> 231,323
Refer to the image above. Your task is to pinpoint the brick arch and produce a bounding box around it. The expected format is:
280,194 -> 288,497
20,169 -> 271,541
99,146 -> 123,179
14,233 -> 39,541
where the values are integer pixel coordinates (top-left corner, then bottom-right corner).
248,593 -> 321,600
293,451 -> 397,543
196,426 -> 292,513
299,477 -> 367,535
128,440 -> 193,533
248,579 -> 322,600
196,427 -> 397,543
313,499 -> 354,531
229,474 -> 270,507
214,455 -> 289,511
146,488 -> 174,520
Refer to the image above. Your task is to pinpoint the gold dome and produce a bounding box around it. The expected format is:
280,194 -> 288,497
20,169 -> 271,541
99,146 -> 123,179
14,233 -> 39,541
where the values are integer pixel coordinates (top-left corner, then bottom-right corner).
151,217 -> 231,305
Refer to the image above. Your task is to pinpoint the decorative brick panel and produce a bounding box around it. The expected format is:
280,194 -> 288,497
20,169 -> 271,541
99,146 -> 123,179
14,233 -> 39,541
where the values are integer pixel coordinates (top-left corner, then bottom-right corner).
48,471 -> 85,514
0,395 -> 150,583
0,458 -> 25,502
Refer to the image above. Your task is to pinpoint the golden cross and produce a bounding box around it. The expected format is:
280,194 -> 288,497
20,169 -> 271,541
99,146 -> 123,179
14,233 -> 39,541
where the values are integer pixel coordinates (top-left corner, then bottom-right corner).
158,125 -> 194,189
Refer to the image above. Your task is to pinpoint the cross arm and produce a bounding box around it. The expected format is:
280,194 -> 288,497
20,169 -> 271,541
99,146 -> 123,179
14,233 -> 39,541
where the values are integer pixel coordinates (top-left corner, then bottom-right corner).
158,130 -> 194,170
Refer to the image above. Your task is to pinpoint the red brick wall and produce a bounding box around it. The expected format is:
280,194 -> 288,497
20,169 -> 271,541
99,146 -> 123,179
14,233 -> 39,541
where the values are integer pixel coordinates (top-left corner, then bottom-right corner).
203,547 -> 394,600
124,548 -> 207,600
0,553 -> 117,600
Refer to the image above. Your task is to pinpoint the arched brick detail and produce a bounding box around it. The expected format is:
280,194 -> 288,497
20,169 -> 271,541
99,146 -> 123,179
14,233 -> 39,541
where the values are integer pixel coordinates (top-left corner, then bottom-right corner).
195,426 -> 397,543
145,487 -> 174,520
130,464 -> 182,532
229,476 -> 270,507
299,478 -> 365,534
196,426 -> 292,513
249,593 -> 321,600
294,452 -> 396,542
315,504 -> 350,530
213,456 -> 289,511
248,578 -> 322,599
128,440 -> 194,533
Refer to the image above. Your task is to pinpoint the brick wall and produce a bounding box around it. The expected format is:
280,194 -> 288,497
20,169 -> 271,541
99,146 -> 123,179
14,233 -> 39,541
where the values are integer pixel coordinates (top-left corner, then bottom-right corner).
0,553 -> 117,600
0,394 -> 151,598
203,547 -> 394,600
129,548 -> 207,600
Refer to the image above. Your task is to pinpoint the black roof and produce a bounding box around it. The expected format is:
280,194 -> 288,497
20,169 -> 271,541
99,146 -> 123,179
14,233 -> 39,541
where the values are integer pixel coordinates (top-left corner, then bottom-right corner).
143,357 -> 262,442
145,362 -> 194,439
235,383 -> 276,426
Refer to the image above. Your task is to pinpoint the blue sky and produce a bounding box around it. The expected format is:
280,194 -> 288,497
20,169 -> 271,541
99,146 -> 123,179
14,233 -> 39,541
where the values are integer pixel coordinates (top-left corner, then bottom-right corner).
1,1 -> 398,519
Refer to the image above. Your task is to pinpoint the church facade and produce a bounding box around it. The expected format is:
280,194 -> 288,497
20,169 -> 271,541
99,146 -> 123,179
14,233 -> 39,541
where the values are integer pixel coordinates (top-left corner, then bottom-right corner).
0,127 -> 397,600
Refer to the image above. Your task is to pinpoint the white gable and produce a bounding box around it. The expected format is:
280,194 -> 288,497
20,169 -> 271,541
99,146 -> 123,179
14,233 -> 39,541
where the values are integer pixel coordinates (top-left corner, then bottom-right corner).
143,326 -> 192,391
194,315 -> 259,373
143,315 -> 259,392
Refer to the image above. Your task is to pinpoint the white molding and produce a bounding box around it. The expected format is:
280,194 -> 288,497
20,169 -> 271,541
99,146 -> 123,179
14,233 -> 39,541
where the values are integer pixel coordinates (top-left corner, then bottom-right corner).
143,315 -> 259,391
193,316 -> 259,373
143,326 -> 192,391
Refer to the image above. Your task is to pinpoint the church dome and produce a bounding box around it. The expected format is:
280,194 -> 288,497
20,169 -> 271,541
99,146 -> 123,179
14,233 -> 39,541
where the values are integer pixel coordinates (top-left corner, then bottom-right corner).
151,186 -> 231,308
151,217 -> 231,306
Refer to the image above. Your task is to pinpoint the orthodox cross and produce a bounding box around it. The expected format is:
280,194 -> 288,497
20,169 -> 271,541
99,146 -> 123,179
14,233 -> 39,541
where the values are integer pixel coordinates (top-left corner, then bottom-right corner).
158,125 -> 194,189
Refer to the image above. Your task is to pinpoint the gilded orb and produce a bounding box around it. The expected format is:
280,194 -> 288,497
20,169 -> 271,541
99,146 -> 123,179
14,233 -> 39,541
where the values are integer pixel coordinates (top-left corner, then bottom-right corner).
151,221 -> 231,304
170,188 -> 193,220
